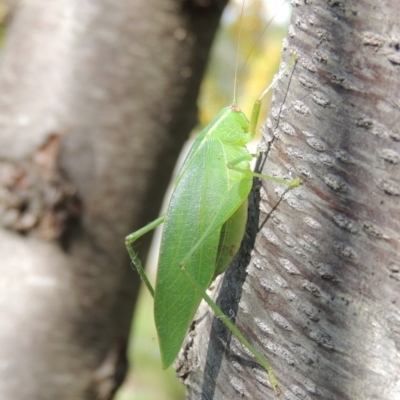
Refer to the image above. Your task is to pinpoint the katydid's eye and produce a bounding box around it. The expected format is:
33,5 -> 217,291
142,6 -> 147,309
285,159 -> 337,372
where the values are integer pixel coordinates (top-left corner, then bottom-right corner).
231,105 -> 241,112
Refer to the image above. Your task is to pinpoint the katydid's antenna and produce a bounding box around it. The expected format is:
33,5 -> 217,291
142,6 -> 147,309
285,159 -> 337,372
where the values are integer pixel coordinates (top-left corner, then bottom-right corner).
241,0 -> 289,73
233,0 -> 289,106
233,0 -> 246,106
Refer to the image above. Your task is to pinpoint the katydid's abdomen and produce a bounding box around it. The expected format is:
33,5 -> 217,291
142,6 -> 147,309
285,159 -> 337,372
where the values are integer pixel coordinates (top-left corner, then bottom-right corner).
154,105 -> 253,369
213,197 -> 248,280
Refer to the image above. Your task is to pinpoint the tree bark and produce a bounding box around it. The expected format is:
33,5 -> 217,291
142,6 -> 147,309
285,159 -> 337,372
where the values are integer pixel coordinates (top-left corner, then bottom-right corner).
181,0 -> 400,399
0,0 -> 226,399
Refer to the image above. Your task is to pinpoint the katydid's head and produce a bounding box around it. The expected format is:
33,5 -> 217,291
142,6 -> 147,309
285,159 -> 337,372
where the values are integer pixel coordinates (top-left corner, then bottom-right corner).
217,105 -> 249,130
229,104 -> 248,131
207,105 -> 251,145
212,105 -> 251,145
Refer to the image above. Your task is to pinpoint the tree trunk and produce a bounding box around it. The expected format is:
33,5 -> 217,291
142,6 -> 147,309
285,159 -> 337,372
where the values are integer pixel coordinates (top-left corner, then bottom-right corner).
181,0 -> 400,399
0,0 -> 226,399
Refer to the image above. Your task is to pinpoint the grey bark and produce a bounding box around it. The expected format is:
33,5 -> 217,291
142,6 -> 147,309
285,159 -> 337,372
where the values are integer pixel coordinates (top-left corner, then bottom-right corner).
181,0 -> 400,399
0,0 -> 226,399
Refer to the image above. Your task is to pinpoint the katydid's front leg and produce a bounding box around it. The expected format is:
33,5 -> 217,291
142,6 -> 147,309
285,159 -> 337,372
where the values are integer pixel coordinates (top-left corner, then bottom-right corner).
228,154 -> 301,187
248,55 -> 297,137
229,55 -> 301,187
125,215 -> 165,297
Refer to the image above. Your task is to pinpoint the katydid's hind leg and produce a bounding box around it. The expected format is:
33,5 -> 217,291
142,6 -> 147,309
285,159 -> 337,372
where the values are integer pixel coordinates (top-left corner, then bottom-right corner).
125,215 -> 165,297
180,266 -> 280,394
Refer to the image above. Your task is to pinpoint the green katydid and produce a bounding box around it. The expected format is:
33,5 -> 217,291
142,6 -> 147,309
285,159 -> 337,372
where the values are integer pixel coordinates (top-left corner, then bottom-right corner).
125,3 -> 300,394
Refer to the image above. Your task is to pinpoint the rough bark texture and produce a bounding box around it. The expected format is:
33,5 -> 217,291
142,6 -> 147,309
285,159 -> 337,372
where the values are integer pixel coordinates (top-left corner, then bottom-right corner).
181,0 -> 400,399
0,0 -> 227,399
